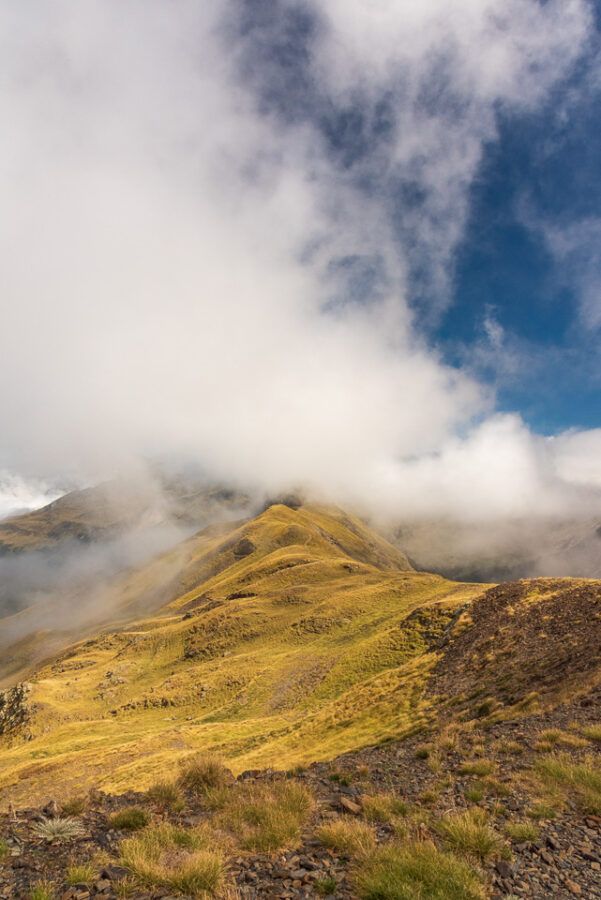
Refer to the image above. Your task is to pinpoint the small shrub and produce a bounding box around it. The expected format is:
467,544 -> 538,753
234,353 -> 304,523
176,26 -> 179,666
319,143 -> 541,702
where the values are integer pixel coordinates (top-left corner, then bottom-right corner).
66,863 -> 96,885
33,817 -> 83,841
119,823 -> 223,898
317,818 -> 375,856
147,780 -> 183,811
354,841 -> 485,900
220,781 -> 313,852
460,760 -> 494,777
61,797 -> 86,816
314,876 -> 337,895
415,746 -> 430,760
505,822 -> 539,842
109,808 -> 150,831
362,793 -> 409,823
435,809 -> 502,860
178,752 -> 231,795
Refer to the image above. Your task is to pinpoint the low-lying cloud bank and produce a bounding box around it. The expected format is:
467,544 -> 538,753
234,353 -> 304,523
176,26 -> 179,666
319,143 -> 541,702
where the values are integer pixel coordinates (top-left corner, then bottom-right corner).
0,1 -> 600,529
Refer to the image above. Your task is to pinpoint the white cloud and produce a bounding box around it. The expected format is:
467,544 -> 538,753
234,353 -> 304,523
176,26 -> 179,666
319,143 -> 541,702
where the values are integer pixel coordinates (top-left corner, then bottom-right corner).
0,0 -> 599,524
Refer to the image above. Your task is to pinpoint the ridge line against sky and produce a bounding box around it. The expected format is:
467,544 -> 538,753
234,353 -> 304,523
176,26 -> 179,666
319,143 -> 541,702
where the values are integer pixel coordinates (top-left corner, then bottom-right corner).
1,0 -> 601,522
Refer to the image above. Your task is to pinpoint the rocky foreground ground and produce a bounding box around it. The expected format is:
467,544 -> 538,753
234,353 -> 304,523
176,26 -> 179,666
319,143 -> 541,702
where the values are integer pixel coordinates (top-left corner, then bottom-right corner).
2,694 -> 601,900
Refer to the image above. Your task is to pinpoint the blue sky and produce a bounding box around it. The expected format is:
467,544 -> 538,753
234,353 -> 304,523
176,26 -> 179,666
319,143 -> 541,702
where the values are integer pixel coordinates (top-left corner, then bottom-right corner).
233,0 -> 601,436
447,56 -> 601,434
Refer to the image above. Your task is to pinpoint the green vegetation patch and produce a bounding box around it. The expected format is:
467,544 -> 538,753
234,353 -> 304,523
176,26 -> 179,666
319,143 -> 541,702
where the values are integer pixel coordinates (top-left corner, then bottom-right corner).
109,808 -> 150,831
354,841 -> 485,900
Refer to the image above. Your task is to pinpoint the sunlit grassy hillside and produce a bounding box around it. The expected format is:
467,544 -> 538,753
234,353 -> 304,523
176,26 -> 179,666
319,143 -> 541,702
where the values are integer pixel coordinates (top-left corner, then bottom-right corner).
0,503 -> 484,805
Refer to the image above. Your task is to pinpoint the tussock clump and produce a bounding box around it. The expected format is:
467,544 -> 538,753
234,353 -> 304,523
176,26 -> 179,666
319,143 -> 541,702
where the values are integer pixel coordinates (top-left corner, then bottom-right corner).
435,809 -> 502,860
582,725 -> 601,743
505,822 -> 539,842
29,882 -> 56,900
119,823 -> 224,898
178,753 -> 231,795
314,876 -> 337,895
354,841 -> 485,900
361,793 -> 409,823
33,817 -> 83,841
220,781 -> 313,852
316,818 -> 375,856
66,863 -> 96,885
147,780 -> 183,811
61,796 -> 86,816
109,808 -> 150,831
535,753 -> 601,815
526,802 -> 558,820
459,760 -> 494,777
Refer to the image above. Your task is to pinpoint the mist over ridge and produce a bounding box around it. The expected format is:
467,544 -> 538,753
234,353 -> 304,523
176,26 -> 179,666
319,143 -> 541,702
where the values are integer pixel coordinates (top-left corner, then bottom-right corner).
1,3 -> 601,539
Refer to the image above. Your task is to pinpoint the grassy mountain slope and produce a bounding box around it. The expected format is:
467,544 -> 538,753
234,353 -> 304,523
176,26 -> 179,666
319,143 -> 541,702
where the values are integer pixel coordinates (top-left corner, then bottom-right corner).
0,475 -> 248,555
0,503 -> 483,805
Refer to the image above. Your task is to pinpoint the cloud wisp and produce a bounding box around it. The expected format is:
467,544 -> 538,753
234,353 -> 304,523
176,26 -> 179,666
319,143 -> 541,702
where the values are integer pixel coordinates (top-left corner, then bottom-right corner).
0,0 -> 599,526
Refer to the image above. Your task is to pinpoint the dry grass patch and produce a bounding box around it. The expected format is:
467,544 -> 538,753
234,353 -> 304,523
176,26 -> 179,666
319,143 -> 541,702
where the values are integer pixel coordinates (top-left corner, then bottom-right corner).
61,796 -> 86,816
147,780 -> 184,811
219,781 -> 313,852
459,760 -> 494,777
109,808 -> 150,831
582,725 -> 601,743
119,823 -> 224,898
362,793 -> 409,823
535,753 -> 601,815
178,753 -> 231,795
317,818 -> 376,856
29,883 -> 55,900
434,808 -> 502,861
537,730 -> 588,750
0,839 -> 9,863
526,802 -> 558,820
497,741 -> 523,757
505,822 -> 539,842
354,841 -> 485,900
66,862 -> 97,885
